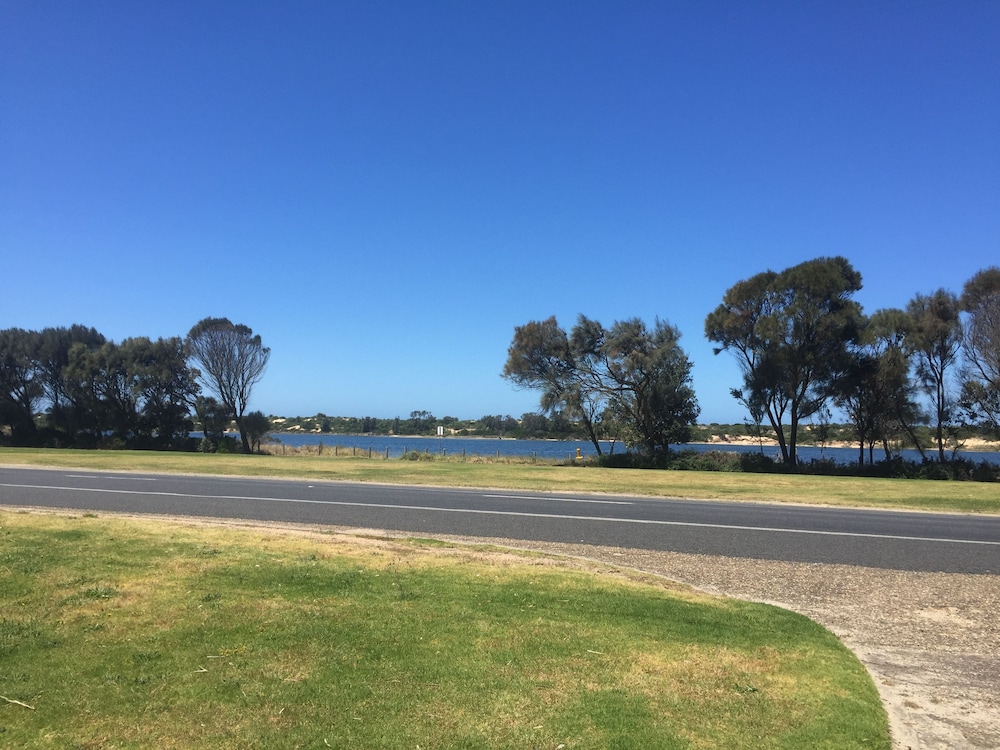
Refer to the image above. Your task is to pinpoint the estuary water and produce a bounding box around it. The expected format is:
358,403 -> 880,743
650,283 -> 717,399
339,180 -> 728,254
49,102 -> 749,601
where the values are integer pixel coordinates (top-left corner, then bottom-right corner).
264,432 -> 1000,465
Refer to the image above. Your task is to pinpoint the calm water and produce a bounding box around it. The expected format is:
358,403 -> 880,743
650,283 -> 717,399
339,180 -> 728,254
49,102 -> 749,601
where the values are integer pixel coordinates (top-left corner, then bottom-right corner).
263,432 -> 1000,465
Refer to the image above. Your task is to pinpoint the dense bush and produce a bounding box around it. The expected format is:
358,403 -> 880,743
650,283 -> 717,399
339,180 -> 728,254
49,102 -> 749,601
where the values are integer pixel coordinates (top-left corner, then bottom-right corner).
594,447 -> 999,482
739,452 -> 781,473
402,450 -> 439,461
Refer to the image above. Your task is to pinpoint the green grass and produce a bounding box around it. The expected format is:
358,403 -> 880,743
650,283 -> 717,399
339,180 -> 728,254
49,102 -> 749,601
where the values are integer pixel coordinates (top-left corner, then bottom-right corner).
0,511 -> 889,749
2,446 -> 999,514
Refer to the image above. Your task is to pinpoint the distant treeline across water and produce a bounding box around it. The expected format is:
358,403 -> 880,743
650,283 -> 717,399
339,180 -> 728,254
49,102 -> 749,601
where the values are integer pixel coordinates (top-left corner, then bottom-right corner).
263,432 -> 1000,466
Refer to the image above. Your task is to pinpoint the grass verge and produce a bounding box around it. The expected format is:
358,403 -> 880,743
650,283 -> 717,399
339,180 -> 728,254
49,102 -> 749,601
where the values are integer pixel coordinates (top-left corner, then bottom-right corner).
2,446 -> 999,514
0,511 -> 889,749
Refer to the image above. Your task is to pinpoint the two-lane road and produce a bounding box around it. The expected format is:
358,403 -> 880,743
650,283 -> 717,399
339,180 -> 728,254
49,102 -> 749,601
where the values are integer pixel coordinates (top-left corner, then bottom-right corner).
1,466 -> 998,574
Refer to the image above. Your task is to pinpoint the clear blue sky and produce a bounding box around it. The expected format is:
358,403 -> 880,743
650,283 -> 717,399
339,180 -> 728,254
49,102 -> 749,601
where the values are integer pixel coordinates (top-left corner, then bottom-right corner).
2,1 -> 997,423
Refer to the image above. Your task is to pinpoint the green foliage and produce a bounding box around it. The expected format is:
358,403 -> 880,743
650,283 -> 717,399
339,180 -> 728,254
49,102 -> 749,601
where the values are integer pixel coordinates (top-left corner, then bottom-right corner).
1,327 -> 197,449
0,327 -> 43,445
240,410 -> 271,453
833,309 -> 919,466
961,267 -> 1000,434
504,315 -> 699,455
401,450 -> 439,461
706,257 -> 864,466
590,444 -> 1000,482
903,289 -> 963,461
213,435 -> 241,454
186,317 -> 270,453
502,315 -> 612,452
597,317 -> 700,453
194,396 -> 233,451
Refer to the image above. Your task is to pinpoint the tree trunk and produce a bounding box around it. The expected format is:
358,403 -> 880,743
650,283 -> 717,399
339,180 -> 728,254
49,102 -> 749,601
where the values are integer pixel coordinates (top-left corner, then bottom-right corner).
767,411 -> 790,464
898,415 -> 928,462
787,413 -> 799,466
580,414 -> 603,456
234,416 -> 252,453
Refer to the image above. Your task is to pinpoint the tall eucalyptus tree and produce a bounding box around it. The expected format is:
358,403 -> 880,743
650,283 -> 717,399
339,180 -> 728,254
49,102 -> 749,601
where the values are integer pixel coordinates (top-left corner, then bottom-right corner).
186,317 -> 270,453
502,316 -> 607,454
903,290 -> 963,461
504,314 -> 699,456
706,256 -> 864,465
960,267 -> 1000,435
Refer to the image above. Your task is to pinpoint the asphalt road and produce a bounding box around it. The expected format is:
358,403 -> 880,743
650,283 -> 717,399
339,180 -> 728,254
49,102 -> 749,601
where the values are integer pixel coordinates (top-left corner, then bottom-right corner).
2,466 -> 998,575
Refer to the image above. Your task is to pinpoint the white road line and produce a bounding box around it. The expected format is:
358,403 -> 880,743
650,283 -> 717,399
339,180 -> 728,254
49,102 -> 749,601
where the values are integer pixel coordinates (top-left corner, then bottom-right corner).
3,481 -> 998,547
482,493 -> 632,505
66,474 -> 157,481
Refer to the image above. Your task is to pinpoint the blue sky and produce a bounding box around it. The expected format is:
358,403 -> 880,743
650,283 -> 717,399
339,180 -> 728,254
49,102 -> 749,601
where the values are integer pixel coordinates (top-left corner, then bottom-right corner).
2,1 -> 998,423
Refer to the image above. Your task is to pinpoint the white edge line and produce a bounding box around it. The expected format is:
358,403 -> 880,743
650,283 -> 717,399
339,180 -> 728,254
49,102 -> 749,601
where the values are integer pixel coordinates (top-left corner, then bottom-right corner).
482,493 -> 631,505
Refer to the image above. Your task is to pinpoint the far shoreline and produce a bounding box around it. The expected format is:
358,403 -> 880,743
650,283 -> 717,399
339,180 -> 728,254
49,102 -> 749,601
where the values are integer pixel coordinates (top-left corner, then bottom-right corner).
266,430 -> 1000,453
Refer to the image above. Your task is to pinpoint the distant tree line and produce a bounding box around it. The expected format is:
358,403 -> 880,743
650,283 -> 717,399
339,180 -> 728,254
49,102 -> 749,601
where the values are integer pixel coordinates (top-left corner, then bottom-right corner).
0,317 -> 269,452
706,258 -> 1000,466
272,411 -> 583,440
271,412 -> 996,453
506,258 -> 1000,468
7,260 -> 1000,476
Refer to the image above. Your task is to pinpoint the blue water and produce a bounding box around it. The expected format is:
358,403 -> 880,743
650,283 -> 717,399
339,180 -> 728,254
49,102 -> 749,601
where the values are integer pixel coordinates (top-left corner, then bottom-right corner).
263,432 -> 1000,465
266,433 -> 600,460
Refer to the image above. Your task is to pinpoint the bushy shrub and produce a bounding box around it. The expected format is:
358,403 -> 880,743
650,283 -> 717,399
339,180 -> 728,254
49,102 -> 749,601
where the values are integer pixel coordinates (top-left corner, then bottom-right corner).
917,461 -> 953,480
931,457 -> 1000,482
214,436 -> 241,454
739,452 -> 781,473
588,445 -> 1000,482
971,460 -> 1000,482
800,457 -> 841,476
592,452 -> 671,469
856,457 -> 918,479
596,453 -> 641,469
402,450 -> 438,461
667,450 -> 743,472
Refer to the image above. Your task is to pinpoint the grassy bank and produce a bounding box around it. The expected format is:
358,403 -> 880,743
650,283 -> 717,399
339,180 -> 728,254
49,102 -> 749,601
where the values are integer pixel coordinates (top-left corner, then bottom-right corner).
0,511 -> 889,749
2,447 -> 999,514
